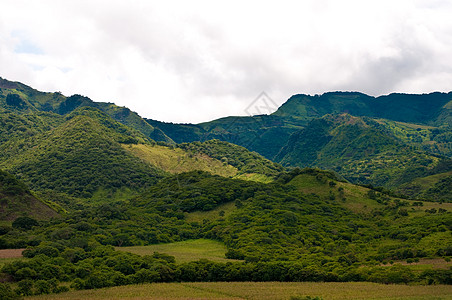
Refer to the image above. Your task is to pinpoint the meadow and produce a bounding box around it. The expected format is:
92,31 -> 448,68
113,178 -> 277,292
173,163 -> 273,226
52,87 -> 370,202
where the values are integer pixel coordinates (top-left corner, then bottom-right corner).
26,281 -> 452,300
116,239 -> 233,263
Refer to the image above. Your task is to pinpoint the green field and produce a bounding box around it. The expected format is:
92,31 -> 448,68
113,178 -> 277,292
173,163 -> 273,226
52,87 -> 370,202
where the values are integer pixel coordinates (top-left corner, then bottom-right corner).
26,281 -> 452,300
116,239 -> 234,263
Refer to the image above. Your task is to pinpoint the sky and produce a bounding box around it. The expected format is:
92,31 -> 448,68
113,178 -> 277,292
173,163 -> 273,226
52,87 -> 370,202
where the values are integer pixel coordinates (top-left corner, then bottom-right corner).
1,0 -> 452,123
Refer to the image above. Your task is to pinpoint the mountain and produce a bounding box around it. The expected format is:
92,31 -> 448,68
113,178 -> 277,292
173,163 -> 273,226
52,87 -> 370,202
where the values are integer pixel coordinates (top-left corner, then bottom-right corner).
0,104 -> 282,206
275,114 -> 452,189
146,114 -> 303,159
1,77 -> 451,201
148,91 -> 452,159
0,107 -> 165,200
396,171 -> 452,203
274,91 -> 452,126
0,169 -> 58,220
0,77 -> 173,143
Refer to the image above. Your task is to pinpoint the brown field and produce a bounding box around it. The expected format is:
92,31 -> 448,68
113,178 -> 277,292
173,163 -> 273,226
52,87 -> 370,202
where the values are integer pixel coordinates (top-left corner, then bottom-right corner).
0,248 -> 24,258
26,281 -> 452,300
394,258 -> 452,269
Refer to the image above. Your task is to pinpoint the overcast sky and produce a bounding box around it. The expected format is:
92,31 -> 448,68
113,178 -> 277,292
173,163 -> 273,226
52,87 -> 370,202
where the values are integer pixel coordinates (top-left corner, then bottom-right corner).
1,0 -> 452,123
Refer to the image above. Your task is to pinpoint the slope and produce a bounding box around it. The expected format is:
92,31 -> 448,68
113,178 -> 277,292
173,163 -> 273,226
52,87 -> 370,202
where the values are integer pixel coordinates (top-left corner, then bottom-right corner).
146,114 -> 303,160
0,77 -> 173,143
276,114 -> 451,190
0,169 -> 59,221
0,107 -> 165,199
396,171 -> 452,203
274,91 -> 452,126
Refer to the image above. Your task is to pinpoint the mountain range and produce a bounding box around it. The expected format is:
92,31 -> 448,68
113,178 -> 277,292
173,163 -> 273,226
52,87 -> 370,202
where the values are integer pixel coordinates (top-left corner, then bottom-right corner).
1,77 -> 451,205
0,77 -> 451,294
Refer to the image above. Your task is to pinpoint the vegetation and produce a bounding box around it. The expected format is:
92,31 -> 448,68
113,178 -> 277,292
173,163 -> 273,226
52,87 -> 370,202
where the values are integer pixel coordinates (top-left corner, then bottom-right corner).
0,78 -> 451,297
116,239 -> 232,263
0,169 -> 58,220
276,114 -> 452,193
178,139 -> 284,177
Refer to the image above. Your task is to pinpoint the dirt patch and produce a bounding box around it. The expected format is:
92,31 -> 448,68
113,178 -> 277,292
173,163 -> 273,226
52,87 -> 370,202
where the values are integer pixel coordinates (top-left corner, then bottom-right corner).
0,248 -> 24,258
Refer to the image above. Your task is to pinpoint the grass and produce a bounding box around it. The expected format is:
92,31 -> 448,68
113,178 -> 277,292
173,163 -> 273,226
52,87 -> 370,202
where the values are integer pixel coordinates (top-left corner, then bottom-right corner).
185,201 -> 236,223
26,281 -> 452,300
122,144 -> 238,177
287,174 -> 382,214
392,258 -> 452,270
116,239 -> 234,263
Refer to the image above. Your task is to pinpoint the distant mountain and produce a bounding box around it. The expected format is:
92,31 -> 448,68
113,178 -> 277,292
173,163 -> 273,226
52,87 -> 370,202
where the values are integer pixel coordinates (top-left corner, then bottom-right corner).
0,77 -> 173,143
274,91 -> 452,126
275,114 -> 452,188
146,115 -> 302,159
0,169 -> 58,220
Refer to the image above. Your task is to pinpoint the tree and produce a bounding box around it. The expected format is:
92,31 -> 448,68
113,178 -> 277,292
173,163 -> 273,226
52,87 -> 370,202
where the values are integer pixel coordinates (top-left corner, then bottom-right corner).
12,216 -> 39,230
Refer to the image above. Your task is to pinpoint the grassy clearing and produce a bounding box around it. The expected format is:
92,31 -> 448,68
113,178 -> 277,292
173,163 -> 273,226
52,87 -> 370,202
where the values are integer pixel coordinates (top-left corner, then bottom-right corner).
390,258 -> 452,270
288,174 -> 382,214
234,173 -> 273,183
122,144 -> 238,177
26,281 -> 452,300
185,201 -> 236,223
116,239 -> 234,263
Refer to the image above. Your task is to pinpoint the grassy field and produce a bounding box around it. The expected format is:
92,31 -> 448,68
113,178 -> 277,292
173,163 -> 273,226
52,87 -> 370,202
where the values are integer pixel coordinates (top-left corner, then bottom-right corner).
185,201 -> 236,223
116,239 -> 234,263
122,144 -> 238,177
26,281 -> 452,300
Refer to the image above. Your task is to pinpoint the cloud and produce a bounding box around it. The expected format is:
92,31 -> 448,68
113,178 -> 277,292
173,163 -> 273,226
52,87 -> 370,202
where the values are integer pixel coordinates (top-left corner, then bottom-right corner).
1,0 -> 452,123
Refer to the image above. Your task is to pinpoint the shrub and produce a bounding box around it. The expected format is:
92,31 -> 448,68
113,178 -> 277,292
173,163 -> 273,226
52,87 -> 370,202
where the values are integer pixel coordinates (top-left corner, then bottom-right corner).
12,217 -> 39,230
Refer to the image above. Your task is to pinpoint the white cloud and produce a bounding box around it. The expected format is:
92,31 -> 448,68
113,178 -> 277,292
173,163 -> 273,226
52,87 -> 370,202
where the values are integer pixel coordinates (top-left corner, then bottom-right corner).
1,0 -> 452,123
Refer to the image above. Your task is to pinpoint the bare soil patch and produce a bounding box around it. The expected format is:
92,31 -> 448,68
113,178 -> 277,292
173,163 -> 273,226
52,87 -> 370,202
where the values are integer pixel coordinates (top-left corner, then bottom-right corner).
0,248 -> 24,258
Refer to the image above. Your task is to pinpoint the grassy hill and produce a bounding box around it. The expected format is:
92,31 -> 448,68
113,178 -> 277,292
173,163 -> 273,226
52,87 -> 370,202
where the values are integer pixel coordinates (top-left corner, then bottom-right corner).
396,171 -> 452,202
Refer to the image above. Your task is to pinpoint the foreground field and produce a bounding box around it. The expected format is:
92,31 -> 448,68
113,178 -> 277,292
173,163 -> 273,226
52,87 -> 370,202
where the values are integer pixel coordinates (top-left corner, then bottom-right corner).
115,239 -> 233,263
27,281 -> 452,300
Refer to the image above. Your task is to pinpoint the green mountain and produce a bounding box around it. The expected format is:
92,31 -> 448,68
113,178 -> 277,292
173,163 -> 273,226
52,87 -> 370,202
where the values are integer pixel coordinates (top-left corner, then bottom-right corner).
0,108 -> 282,209
0,78 -> 451,295
146,114 -> 303,159
0,169 -> 58,221
396,171 -> 452,203
147,91 -> 452,159
275,114 -> 452,190
274,91 -> 452,126
0,77 -> 173,143
0,107 -> 165,200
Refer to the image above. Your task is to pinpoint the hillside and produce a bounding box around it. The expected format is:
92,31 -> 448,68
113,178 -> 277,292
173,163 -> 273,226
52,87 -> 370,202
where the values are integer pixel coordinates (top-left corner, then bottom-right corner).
274,91 -> 452,126
0,77 -> 173,143
275,114 -> 452,190
0,169 -> 58,221
0,107 -> 165,200
0,77 -> 451,296
0,169 -> 449,297
396,171 -> 452,203
146,114 -> 303,159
